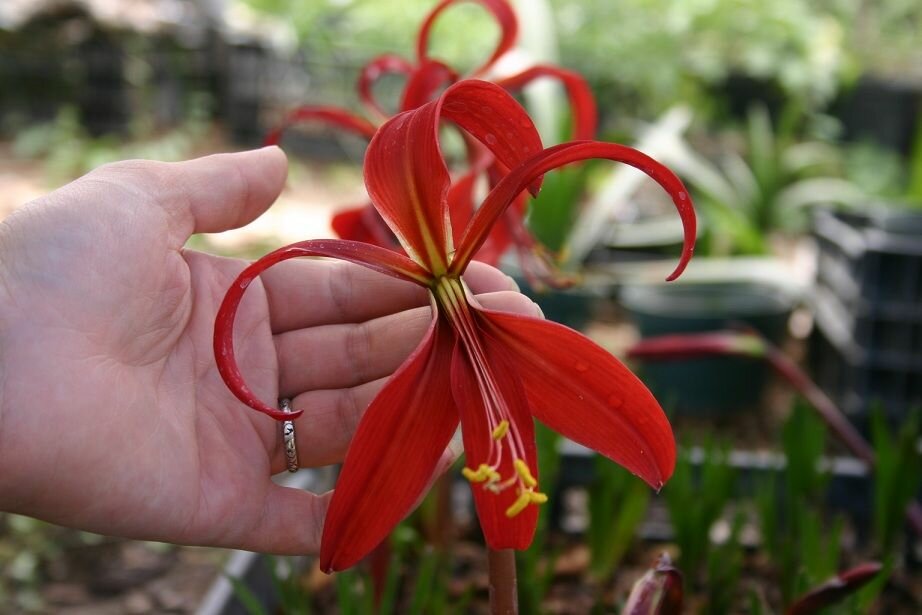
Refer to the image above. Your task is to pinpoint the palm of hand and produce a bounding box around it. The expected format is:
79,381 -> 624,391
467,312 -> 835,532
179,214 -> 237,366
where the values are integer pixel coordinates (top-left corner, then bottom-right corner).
0,153 -> 319,551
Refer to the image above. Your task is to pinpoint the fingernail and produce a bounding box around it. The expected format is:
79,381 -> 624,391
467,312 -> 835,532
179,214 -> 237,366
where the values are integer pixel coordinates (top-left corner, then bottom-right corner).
505,274 -> 520,292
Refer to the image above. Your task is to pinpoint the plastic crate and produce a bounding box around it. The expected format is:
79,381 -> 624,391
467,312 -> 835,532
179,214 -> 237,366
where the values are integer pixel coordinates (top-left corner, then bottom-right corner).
810,208 -> 922,422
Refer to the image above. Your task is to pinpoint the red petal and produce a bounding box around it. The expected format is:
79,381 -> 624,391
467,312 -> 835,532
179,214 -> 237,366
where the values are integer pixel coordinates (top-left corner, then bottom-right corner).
477,308 -> 676,489
364,80 -> 541,271
450,333 -> 538,549
400,59 -> 459,112
213,239 -> 429,421
452,141 -> 696,282
416,0 -> 518,77
331,203 -> 400,250
320,316 -> 460,571
448,170 -> 478,247
356,54 -> 414,120
439,81 -> 544,195
497,65 -> 598,141
264,106 -> 377,146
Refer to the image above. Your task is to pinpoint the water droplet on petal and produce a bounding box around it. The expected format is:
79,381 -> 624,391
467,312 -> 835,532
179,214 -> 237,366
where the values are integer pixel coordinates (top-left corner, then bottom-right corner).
574,361 -> 589,373
484,133 -> 497,146
607,394 -> 623,409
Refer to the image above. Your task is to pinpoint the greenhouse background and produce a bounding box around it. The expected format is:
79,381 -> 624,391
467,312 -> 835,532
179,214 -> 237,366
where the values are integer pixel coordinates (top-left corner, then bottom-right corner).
0,0 -> 920,613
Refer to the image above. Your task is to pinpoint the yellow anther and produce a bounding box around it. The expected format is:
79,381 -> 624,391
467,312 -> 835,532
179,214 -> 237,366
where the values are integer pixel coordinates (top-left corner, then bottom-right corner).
491,420 -> 510,441
529,491 -> 548,504
514,459 -> 538,488
462,467 -> 482,482
505,491 -> 532,518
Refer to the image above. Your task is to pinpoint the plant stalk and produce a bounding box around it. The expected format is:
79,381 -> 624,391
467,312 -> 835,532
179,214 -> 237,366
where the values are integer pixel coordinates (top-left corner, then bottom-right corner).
487,548 -> 518,615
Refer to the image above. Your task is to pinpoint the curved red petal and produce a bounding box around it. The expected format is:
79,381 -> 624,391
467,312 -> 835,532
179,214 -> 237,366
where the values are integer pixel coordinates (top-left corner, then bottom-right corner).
448,170 -> 478,247
320,316 -> 460,572
400,59 -> 459,112
450,331 -> 538,549
497,65 -> 598,141
416,0 -> 518,77
452,141 -> 696,281
213,239 -> 429,421
264,106 -> 377,146
364,80 -> 541,272
356,54 -> 415,120
477,308 -> 676,489
331,203 -> 400,250
438,81 -> 543,194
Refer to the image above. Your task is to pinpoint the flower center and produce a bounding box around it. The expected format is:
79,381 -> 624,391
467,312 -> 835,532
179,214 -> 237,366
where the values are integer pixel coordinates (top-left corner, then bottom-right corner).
433,276 -> 546,518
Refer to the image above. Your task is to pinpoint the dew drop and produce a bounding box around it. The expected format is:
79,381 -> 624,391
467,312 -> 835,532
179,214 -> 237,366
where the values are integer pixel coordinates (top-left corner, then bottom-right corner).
678,191 -> 687,200
574,361 -> 589,373
607,394 -> 623,409
484,133 -> 497,146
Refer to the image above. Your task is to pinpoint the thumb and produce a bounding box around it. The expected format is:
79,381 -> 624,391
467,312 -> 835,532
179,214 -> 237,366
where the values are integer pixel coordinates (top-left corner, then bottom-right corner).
164,146 -> 289,236
80,146 -> 288,242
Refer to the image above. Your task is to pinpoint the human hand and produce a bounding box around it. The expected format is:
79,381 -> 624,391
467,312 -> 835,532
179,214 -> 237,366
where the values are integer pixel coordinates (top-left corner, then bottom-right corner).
0,148 -> 540,553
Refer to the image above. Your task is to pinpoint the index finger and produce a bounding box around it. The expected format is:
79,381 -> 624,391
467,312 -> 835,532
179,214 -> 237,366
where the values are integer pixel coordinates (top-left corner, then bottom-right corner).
262,258 -> 518,333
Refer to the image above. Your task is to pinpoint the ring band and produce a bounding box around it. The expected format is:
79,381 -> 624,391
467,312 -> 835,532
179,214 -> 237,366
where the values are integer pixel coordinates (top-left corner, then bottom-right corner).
281,399 -> 299,473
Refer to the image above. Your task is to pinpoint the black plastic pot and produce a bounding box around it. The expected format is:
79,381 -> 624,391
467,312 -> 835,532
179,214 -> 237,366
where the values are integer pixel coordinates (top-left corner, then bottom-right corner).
620,279 -> 794,416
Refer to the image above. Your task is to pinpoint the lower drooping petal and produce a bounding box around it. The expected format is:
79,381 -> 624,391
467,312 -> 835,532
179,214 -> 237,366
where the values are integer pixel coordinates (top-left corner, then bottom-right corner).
477,308 -> 676,489
320,314 -> 459,572
450,337 -> 539,550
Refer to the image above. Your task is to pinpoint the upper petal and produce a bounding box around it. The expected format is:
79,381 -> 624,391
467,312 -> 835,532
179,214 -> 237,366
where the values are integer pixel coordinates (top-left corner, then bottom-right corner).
416,0 -> 518,77
320,314 -> 460,572
476,308 -> 676,489
364,80 -> 542,273
356,53 -> 415,120
451,141 -> 696,282
496,65 -> 598,141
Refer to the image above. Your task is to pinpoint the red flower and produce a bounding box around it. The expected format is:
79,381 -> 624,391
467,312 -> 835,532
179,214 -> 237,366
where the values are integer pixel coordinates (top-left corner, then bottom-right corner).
266,0 -> 597,280
214,80 -> 695,571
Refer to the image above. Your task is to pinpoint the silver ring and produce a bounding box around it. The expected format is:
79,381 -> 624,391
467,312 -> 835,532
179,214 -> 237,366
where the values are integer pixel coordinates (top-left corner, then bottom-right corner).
281,399 -> 299,473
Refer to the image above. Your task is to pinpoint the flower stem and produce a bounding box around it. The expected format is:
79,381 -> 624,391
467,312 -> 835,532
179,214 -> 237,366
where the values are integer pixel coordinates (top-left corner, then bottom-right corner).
487,548 -> 519,614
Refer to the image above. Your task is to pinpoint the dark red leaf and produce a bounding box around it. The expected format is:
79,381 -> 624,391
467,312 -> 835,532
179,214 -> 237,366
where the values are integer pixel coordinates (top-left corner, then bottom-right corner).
786,562 -> 883,615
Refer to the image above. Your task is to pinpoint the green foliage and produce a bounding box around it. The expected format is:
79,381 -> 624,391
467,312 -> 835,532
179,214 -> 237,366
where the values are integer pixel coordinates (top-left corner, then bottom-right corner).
551,0 -> 851,116
662,440 -> 736,576
871,408 -> 922,554
705,511 -> 745,615
516,422 -> 562,613
756,402 -> 844,604
525,164 -> 596,255
586,455 -> 650,581
675,105 -> 861,256
12,98 -> 209,184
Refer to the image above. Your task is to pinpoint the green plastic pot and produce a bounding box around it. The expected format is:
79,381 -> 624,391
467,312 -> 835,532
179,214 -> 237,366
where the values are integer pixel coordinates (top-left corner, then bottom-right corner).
620,280 -> 794,416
